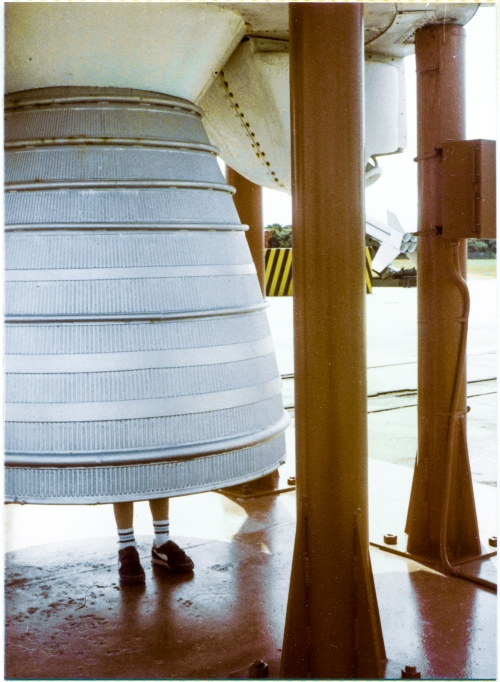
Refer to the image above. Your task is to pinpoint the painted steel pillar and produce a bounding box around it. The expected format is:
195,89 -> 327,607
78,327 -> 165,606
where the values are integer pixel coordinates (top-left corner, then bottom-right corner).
406,24 -> 481,562
280,4 -> 385,678
226,167 -> 265,295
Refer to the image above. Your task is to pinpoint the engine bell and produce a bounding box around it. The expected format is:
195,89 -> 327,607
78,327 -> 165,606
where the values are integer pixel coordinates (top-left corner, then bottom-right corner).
4,87 -> 289,504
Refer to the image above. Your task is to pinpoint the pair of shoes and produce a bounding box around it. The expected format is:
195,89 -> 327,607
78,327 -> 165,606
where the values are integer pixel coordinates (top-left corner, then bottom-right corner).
152,540 -> 195,574
118,546 -> 146,585
119,541 -> 194,584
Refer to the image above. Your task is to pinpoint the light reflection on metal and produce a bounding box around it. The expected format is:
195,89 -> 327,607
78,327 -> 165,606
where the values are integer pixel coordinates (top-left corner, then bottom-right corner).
280,5 -> 385,678
4,86 -> 289,504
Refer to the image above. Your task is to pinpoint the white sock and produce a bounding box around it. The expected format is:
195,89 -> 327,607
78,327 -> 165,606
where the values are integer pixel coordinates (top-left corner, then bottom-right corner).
118,527 -> 136,550
153,519 -> 170,548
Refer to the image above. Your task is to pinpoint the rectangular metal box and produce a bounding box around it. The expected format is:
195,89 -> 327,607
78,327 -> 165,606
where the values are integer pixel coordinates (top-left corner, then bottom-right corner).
442,139 -> 496,239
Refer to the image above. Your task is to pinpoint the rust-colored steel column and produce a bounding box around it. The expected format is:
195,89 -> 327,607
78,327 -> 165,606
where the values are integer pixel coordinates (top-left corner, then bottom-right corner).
226,167 -> 265,295
406,24 -> 480,561
280,4 -> 385,678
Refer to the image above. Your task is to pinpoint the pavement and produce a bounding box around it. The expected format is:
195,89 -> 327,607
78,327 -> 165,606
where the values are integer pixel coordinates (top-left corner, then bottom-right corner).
4,271 -> 497,679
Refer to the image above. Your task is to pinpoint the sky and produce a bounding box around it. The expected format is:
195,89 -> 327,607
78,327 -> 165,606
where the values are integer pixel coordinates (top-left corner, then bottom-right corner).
261,5 -> 497,230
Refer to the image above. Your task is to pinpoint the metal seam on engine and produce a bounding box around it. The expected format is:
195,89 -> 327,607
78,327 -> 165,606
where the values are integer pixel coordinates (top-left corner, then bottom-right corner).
5,140 -> 220,154
6,180 -> 235,193
4,301 -> 270,324
5,223 -> 248,232
218,71 -> 285,189
5,436 -> 287,504
6,413 -> 290,468
5,264 -> 257,281
5,94 -> 204,114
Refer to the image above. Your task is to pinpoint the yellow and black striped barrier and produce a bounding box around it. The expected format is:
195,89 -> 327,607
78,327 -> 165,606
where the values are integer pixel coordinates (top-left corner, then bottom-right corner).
365,247 -> 373,294
265,248 -> 293,296
265,247 -> 373,296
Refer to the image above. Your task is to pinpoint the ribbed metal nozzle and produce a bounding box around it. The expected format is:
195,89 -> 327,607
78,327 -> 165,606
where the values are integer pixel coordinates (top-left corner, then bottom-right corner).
4,87 -> 288,504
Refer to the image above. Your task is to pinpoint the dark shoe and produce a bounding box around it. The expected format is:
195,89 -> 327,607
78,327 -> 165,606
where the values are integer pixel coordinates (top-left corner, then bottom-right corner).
152,540 -> 194,574
118,546 -> 146,585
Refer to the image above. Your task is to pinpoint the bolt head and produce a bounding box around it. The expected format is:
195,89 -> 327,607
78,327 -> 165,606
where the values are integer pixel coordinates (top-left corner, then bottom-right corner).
249,659 -> 268,678
384,533 -> 398,545
401,665 -> 421,679
287,476 -> 296,486
488,536 -> 497,548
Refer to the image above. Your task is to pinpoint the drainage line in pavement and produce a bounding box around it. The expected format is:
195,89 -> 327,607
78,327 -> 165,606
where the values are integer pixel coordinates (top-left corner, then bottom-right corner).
367,392 -> 496,415
284,393 -> 496,416
281,374 -> 496,388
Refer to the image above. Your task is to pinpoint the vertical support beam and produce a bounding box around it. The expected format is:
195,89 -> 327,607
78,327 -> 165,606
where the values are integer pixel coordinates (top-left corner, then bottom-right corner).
406,24 -> 481,562
281,4 -> 385,678
226,167 -> 265,295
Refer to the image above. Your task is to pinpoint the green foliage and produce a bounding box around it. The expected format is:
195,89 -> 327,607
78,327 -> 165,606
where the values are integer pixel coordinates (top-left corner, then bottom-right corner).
265,223 -> 292,248
468,239 -> 496,259
264,228 -> 496,259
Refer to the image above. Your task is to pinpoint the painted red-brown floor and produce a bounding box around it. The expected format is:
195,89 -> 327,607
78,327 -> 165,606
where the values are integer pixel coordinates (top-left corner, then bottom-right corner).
5,492 -> 496,680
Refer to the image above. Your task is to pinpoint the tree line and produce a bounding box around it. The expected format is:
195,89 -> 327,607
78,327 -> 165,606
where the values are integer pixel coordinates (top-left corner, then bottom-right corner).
265,224 -> 496,259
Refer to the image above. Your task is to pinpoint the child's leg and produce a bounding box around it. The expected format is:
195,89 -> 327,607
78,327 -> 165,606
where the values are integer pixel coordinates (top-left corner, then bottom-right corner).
149,497 -> 194,574
113,501 -> 136,549
149,498 -> 169,547
113,501 -> 134,528
113,501 -> 145,585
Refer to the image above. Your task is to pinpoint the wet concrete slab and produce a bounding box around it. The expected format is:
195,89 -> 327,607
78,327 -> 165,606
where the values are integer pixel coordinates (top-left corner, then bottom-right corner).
366,384 -> 497,483
267,279 -> 497,388
368,459 -> 497,555
5,530 -> 292,680
5,524 -> 496,679
372,549 -> 497,680
4,453 -> 497,679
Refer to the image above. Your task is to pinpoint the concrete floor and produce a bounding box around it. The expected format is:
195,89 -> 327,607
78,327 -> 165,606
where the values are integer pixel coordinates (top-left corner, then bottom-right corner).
4,273 -> 497,679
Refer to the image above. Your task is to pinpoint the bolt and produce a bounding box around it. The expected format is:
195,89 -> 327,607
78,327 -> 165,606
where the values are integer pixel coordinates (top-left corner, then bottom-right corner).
249,660 -> 268,678
241,484 -> 251,491
488,536 -> 497,547
401,665 -> 421,679
384,533 -> 398,545
287,476 -> 296,486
